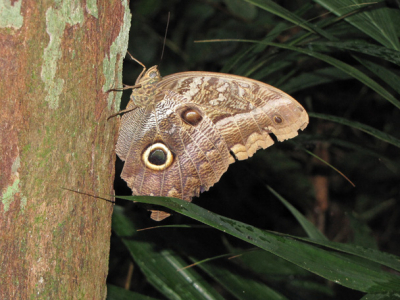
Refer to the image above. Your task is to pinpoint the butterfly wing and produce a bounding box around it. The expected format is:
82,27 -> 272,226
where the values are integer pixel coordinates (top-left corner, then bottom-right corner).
158,72 -> 308,160
116,91 -> 233,220
116,71 -> 308,221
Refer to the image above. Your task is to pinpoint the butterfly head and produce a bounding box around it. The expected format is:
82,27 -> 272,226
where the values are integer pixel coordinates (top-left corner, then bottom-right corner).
136,65 -> 161,86
131,65 -> 162,106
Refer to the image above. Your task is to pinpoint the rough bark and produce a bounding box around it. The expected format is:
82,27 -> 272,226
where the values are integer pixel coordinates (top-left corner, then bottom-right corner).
0,0 -> 130,298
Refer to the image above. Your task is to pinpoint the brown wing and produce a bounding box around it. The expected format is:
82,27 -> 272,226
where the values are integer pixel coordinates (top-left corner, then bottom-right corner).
116,91 -> 232,220
116,71 -> 308,221
157,72 -> 309,160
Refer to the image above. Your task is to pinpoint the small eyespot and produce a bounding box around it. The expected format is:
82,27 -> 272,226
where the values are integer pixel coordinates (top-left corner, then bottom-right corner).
274,116 -> 283,124
149,71 -> 157,78
142,143 -> 173,171
181,108 -> 203,126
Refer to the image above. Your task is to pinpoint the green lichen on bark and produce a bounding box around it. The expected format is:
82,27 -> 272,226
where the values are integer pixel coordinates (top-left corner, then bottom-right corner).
1,156 -> 23,212
2,179 -> 20,212
86,0 -> 98,18
0,0 -> 23,29
102,0 -> 131,111
41,0 -> 84,109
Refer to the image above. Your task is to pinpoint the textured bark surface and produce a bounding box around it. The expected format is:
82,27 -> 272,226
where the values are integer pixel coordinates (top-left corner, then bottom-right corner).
0,0 -> 130,298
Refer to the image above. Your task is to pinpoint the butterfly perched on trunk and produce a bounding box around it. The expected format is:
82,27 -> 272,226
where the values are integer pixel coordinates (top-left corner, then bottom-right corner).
115,58 -> 308,221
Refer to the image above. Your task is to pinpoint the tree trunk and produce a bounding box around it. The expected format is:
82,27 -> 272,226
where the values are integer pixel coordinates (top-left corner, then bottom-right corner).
0,0 -> 130,298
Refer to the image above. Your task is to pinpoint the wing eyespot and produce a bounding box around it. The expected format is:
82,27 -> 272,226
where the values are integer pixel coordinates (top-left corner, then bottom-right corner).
181,108 -> 203,126
142,143 -> 173,171
273,116 -> 283,124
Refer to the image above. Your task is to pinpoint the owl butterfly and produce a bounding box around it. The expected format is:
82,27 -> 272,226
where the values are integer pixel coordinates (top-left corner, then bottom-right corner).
116,58 -> 309,221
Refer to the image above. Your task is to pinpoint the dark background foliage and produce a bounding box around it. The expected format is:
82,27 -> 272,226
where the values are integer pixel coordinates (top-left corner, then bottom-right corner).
107,1 -> 400,299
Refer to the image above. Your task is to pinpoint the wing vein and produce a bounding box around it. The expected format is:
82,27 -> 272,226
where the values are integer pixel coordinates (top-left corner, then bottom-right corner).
178,127 -> 204,193
172,114 -> 222,183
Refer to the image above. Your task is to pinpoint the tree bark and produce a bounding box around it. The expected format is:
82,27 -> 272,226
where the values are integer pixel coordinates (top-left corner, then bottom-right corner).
0,0 -> 130,298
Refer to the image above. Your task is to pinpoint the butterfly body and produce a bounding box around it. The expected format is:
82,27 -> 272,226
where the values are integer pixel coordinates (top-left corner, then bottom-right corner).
131,65 -> 161,106
116,66 -> 308,221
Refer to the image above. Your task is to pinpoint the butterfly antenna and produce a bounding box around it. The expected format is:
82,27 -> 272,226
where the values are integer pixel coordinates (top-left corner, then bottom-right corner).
159,11 -> 170,68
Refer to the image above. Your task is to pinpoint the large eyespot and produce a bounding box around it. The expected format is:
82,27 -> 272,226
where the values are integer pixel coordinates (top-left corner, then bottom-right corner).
181,108 -> 203,126
273,115 -> 283,124
142,143 -> 173,171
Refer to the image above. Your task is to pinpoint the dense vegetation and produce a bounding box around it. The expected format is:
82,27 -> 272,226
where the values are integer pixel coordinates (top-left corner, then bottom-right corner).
107,1 -> 400,299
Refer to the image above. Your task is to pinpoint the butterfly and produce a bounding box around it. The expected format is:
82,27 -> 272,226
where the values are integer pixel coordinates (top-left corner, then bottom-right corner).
115,59 -> 308,221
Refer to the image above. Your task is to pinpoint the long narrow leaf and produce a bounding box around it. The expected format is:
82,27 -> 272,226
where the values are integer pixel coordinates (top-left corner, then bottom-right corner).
314,0 -> 400,50
267,186 -> 329,242
281,67 -> 352,94
107,285 -> 159,300
196,39 -> 400,109
310,40 -> 400,66
354,57 -> 400,95
194,260 -> 289,300
264,188 -> 400,272
116,195 -> 400,293
112,208 -> 225,300
309,112 -> 400,149
361,293 -> 400,300
242,0 -> 336,41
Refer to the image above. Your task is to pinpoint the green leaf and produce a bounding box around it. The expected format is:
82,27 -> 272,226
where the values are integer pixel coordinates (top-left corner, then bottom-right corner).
233,248 -> 311,277
354,57 -> 400,95
264,40 -> 400,108
309,112 -> 400,149
223,0 -> 257,21
264,187 -> 400,273
361,293 -> 400,300
347,213 -> 378,250
281,67 -> 351,94
112,207 -> 225,300
194,259 -> 290,300
314,0 -> 400,50
197,39 -> 400,109
106,285 -> 159,300
299,134 -> 398,170
309,40 -> 400,66
116,195 -> 400,293
266,186 -> 328,242
242,0 -> 336,40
